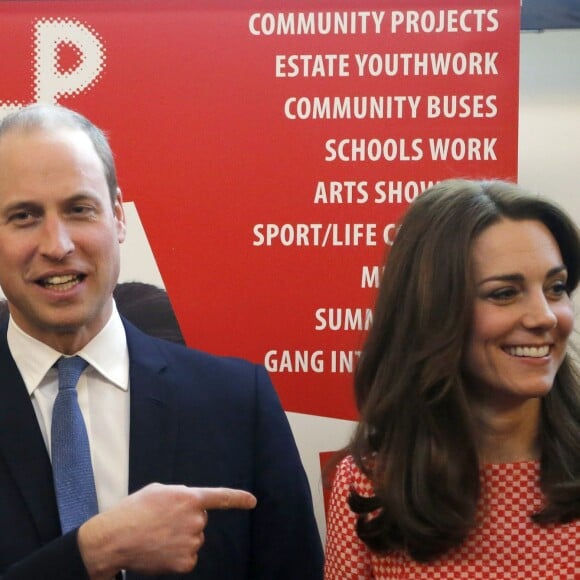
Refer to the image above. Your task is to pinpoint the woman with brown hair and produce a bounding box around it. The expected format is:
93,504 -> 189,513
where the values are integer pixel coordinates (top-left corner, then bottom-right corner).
324,179 -> 580,578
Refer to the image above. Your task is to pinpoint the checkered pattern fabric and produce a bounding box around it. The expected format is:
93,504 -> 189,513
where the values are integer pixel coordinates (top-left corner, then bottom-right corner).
324,455 -> 579,579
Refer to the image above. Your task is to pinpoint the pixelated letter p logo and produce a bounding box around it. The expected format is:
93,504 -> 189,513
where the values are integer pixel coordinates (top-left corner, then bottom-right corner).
0,18 -> 105,120
35,18 -> 105,102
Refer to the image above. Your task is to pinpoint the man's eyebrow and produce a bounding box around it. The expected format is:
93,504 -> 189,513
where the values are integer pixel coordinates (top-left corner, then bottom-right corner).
1,191 -> 104,213
0,200 -> 43,214
64,191 -> 102,202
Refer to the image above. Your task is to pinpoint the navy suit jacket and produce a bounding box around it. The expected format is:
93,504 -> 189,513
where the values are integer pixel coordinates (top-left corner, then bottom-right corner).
0,318 -> 323,579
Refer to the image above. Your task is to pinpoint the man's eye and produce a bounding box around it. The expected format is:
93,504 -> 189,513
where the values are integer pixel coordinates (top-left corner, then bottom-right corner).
70,205 -> 95,216
9,210 -> 35,223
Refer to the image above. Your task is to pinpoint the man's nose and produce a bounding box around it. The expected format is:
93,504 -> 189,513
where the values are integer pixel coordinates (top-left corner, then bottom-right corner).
39,216 -> 75,260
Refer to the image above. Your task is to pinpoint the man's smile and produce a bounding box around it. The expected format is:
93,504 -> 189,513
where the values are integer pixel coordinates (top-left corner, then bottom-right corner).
37,273 -> 86,291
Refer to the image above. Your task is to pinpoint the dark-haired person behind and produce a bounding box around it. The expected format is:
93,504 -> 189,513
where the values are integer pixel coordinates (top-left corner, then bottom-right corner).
113,281 -> 185,345
324,179 -> 580,578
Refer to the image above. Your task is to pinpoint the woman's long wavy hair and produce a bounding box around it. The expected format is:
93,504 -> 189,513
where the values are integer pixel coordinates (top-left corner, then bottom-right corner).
348,179 -> 580,562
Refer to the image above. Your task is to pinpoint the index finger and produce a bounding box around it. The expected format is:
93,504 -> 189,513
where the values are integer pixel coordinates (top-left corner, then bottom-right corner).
194,487 -> 257,511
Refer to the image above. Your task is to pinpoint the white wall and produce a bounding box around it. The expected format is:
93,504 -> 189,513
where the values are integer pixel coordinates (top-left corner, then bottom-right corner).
518,29 -> 580,320
519,29 -> 580,214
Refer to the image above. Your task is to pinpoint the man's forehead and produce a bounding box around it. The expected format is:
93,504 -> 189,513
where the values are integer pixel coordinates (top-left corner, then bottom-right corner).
0,126 -> 99,168
0,127 -> 108,196
0,123 -> 86,142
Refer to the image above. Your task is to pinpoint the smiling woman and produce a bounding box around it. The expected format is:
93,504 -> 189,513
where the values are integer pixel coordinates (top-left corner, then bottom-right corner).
324,179 -> 580,579
463,219 -> 574,429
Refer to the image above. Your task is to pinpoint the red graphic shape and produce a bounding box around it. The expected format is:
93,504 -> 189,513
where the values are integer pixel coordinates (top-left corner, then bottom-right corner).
55,41 -> 84,74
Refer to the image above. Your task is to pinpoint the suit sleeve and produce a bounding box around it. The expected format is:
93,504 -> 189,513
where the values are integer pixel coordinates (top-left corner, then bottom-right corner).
1,530 -> 88,580
249,366 -> 323,580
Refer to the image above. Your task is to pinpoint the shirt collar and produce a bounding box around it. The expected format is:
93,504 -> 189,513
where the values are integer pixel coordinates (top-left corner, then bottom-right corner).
7,302 -> 129,396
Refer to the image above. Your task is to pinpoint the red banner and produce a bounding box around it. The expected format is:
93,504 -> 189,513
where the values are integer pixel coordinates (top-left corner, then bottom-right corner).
0,0 -> 520,422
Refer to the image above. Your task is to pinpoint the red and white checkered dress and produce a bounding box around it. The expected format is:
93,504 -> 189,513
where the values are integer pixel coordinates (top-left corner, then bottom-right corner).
324,455 -> 579,579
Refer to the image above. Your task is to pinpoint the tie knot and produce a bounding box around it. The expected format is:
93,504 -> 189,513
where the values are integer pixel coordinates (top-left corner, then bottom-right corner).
57,356 -> 89,391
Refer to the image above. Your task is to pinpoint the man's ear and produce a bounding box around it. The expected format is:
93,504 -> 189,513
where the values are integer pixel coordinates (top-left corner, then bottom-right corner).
114,187 -> 127,243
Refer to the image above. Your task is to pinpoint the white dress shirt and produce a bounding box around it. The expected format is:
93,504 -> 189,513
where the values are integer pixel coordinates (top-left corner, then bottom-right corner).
7,303 -> 130,514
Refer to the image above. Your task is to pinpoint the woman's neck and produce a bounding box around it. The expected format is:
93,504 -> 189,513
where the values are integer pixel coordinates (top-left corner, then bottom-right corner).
469,395 -> 541,464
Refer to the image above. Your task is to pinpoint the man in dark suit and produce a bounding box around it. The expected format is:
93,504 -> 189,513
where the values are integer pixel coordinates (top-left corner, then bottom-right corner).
0,104 -> 323,579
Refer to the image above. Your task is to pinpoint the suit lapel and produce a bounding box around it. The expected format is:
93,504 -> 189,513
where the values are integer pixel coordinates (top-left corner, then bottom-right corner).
124,321 -> 179,493
0,322 -> 61,542
0,318 -> 180,548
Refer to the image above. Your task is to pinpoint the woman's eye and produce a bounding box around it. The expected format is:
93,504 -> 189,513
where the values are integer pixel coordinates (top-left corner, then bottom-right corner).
547,280 -> 568,297
488,287 -> 517,301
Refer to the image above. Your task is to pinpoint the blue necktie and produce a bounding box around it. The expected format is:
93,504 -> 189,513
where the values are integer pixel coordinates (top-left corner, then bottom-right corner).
51,356 -> 98,533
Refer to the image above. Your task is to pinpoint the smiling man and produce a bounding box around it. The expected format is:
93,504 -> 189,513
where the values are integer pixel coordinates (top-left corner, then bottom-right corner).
0,118 -> 124,353
0,104 -> 323,579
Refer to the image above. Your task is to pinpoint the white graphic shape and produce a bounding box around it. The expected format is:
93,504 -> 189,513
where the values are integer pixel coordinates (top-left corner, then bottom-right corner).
0,18 -> 105,121
35,18 -> 105,103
